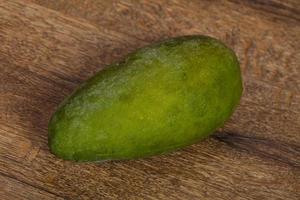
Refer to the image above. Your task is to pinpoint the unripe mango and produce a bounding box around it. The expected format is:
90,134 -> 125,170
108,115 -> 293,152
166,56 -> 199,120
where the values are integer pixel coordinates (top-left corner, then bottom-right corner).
48,35 -> 242,162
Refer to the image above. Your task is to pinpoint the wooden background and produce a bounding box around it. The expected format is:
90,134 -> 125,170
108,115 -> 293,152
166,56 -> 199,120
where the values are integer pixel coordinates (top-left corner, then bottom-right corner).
0,0 -> 299,199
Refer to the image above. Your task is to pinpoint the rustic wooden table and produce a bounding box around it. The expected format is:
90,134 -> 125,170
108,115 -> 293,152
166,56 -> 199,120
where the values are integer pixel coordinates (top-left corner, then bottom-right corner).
1,0 -> 299,199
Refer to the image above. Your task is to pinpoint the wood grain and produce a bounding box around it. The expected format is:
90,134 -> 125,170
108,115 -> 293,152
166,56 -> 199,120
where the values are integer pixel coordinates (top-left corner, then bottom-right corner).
0,0 -> 299,199
0,173 -> 63,200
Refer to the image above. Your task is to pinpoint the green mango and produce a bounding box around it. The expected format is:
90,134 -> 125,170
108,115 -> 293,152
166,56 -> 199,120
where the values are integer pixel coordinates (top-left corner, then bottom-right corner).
48,35 -> 242,162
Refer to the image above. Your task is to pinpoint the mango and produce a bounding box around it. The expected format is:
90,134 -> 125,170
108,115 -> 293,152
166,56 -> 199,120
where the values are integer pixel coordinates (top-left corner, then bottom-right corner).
48,35 -> 242,162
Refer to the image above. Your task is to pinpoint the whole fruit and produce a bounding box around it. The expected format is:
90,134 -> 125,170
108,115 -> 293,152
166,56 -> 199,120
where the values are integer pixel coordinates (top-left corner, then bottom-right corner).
48,35 -> 243,162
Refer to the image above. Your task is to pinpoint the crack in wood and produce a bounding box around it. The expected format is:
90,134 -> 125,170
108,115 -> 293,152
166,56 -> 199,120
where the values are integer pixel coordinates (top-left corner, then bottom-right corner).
229,0 -> 300,22
213,132 -> 300,169
0,171 -> 66,199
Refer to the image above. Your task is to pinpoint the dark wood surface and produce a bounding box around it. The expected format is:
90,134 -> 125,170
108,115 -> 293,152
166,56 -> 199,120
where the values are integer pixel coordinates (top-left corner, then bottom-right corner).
0,0 -> 299,199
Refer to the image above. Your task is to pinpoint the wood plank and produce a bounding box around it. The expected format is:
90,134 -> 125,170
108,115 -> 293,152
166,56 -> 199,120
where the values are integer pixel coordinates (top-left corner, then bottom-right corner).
0,0 -> 299,199
0,173 -> 63,200
28,0 -> 300,92
30,0 -> 300,23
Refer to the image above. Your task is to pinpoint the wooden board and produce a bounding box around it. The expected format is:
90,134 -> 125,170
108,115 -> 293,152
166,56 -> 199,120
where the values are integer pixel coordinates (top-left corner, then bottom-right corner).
0,0 -> 299,199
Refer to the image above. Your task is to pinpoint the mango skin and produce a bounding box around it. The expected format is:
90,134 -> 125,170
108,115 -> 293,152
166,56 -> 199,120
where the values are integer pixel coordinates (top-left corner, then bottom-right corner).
48,35 -> 242,162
